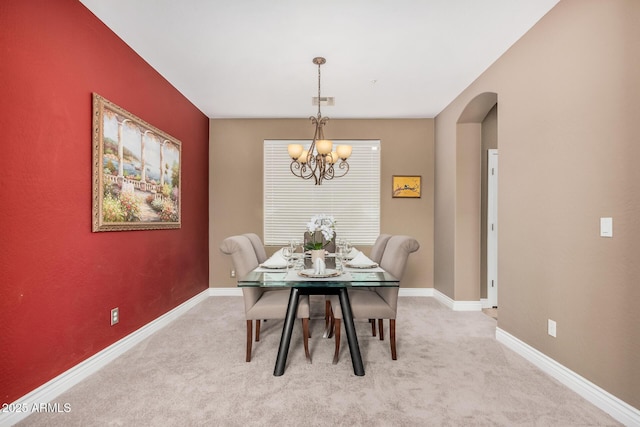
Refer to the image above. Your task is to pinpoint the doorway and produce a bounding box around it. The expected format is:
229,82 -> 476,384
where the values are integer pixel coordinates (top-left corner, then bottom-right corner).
455,92 -> 498,312
487,149 -> 498,308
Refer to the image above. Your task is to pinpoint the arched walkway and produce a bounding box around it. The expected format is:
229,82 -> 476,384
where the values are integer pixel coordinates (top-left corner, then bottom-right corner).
454,92 -> 498,304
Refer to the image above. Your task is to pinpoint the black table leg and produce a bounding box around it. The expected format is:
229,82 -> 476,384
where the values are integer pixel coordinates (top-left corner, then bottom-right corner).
274,287 -> 300,376
338,288 -> 364,376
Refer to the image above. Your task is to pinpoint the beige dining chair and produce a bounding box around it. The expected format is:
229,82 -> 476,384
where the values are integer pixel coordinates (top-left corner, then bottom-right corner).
328,235 -> 419,362
220,235 -> 311,362
369,233 -> 392,264
327,233 -> 392,336
242,232 -> 268,264
364,233 -> 392,336
242,233 -> 301,335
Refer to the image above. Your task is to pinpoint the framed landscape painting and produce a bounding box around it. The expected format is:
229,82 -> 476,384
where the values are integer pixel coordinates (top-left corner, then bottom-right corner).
392,175 -> 421,198
92,93 -> 182,232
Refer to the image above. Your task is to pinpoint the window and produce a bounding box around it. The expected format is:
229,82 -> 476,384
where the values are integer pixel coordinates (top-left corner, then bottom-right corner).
264,140 -> 380,246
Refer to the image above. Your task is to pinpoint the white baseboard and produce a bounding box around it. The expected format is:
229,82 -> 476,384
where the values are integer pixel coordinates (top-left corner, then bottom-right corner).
480,298 -> 493,309
496,328 -> 640,427
433,289 -> 482,311
399,287 -> 433,297
209,287 -> 242,296
0,289 -> 210,427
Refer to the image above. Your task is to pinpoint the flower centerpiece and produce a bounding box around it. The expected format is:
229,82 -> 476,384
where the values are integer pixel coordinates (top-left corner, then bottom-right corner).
304,214 -> 336,256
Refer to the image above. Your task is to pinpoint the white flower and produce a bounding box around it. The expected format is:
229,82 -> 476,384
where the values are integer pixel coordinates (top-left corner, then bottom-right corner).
305,214 -> 336,249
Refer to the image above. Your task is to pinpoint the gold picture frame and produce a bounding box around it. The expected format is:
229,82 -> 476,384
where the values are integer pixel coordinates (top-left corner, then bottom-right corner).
392,175 -> 421,198
92,93 -> 182,232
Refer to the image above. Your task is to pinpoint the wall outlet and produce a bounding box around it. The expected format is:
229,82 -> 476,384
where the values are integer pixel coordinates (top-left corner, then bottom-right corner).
548,319 -> 557,337
230,269 -> 236,278
111,308 -> 119,326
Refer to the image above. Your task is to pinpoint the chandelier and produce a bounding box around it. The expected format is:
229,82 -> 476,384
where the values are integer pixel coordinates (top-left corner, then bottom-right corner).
287,57 -> 352,185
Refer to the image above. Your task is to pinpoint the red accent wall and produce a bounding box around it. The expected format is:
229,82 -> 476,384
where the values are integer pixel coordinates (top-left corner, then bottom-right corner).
0,0 -> 209,403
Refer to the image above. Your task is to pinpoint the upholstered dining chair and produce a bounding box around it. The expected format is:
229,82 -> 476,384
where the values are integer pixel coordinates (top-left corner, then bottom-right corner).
363,233 -> 392,336
328,235 -> 419,362
242,232 -> 268,264
241,232 -> 302,336
369,233 -> 392,264
220,235 -> 311,362
327,233 -> 392,336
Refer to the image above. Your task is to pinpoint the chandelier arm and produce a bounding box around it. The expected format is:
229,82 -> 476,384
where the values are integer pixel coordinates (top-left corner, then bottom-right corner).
289,161 -> 305,178
323,164 -> 335,181
290,160 -> 317,181
319,153 -> 328,185
333,160 -> 349,178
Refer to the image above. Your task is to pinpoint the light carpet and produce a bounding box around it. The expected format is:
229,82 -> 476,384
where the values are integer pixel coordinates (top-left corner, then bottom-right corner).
18,296 -> 620,426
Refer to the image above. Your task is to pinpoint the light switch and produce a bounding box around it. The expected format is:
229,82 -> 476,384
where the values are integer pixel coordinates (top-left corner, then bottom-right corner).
600,217 -> 613,237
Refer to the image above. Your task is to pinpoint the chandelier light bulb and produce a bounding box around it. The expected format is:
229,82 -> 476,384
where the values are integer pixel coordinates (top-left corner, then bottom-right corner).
329,151 -> 338,164
288,143 -> 303,159
336,145 -> 352,160
316,139 -> 333,155
299,149 -> 309,163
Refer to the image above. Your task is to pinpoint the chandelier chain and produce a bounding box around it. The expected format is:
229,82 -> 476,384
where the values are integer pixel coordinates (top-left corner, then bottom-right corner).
317,59 -> 322,119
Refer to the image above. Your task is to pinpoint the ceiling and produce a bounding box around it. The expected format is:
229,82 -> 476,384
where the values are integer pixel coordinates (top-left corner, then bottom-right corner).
79,0 -> 560,119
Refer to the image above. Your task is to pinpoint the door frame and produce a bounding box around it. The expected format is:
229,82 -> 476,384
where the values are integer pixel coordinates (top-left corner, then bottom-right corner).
487,149 -> 498,308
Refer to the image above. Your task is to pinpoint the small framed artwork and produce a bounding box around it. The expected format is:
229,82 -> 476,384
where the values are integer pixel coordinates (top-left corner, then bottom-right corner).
92,93 -> 182,232
392,175 -> 421,198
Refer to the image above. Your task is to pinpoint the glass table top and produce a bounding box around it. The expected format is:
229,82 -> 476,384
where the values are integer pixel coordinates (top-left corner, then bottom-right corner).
237,270 -> 399,288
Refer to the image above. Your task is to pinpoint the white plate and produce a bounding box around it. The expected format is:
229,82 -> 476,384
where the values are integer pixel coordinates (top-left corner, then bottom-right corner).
345,262 -> 378,269
298,269 -> 342,278
259,264 -> 287,269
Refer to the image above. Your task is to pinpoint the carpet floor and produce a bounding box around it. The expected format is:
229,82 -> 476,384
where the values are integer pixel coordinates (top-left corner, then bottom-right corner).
18,296 -> 620,426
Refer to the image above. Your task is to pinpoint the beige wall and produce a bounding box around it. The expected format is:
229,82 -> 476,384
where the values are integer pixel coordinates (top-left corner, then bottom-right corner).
435,0 -> 639,408
210,119 -> 434,289
455,123 -> 482,301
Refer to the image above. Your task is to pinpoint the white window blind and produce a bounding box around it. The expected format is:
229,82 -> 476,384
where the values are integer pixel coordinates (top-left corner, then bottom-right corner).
264,140 -> 380,246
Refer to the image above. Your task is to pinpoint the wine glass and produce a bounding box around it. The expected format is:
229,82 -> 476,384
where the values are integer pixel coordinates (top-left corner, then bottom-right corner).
291,239 -> 303,269
282,246 -> 293,271
343,240 -> 352,258
335,243 -> 345,272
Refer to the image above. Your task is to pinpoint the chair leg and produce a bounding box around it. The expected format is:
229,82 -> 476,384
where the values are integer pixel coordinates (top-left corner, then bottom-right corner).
327,307 -> 335,339
255,319 -> 261,342
332,319 -> 341,364
246,320 -> 253,362
390,319 -> 397,360
370,319 -> 376,336
302,318 -> 311,362
378,319 -> 384,341
325,300 -> 332,330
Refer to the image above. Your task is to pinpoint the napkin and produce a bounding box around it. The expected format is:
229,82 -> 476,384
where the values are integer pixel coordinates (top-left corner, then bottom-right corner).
346,251 -> 378,268
344,247 -> 359,259
260,249 -> 288,269
313,258 -> 326,275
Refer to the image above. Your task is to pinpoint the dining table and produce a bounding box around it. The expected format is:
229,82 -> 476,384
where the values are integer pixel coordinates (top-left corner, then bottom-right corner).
238,253 -> 399,376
